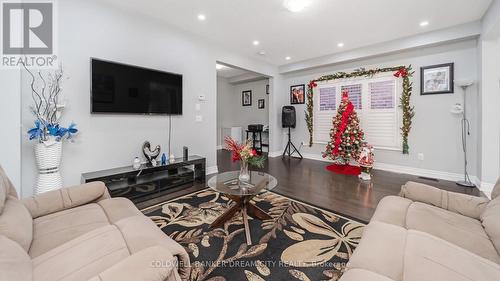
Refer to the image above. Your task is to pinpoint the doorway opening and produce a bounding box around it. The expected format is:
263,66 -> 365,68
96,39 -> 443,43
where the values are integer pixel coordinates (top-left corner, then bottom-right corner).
216,62 -> 270,171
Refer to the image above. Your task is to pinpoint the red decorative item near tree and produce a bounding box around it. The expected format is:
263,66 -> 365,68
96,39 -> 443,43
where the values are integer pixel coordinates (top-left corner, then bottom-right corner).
323,90 -> 365,165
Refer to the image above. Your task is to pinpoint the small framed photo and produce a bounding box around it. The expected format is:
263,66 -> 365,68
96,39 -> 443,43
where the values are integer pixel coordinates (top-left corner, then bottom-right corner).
421,63 -> 454,95
258,99 -> 265,109
266,84 -> 269,95
242,90 -> 252,106
290,84 -> 305,104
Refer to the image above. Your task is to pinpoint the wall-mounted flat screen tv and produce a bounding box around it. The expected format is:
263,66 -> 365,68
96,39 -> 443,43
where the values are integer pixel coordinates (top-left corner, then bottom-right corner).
91,58 -> 182,115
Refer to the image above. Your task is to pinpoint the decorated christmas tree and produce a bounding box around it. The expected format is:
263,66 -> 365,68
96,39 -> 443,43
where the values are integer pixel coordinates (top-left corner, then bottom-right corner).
323,90 -> 365,164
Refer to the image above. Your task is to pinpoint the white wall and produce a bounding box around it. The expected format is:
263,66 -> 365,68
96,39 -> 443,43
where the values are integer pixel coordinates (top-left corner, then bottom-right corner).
0,69 -> 21,194
20,0 -> 278,197
277,40 -> 479,178
478,38 -> 500,189
217,77 -> 269,146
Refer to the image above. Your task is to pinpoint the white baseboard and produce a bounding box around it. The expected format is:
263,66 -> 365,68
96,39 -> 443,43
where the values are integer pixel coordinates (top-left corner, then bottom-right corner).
216,145 -> 223,150
268,151 -> 282,158
206,166 -> 218,175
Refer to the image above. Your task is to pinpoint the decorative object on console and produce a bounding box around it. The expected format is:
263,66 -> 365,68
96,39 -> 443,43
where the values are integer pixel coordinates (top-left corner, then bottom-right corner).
224,137 -> 265,182
132,157 -> 141,170
183,146 -> 189,161
161,153 -> 167,165
24,64 -> 79,195
242,90 -> 252,106
306,65 -> 415,154
357,143 -> 375,181
455,79 -> 475,188
142,141 -> 161,165
290,84 -> 305,104
421,63 -> 454,95
169,153 -> 175,163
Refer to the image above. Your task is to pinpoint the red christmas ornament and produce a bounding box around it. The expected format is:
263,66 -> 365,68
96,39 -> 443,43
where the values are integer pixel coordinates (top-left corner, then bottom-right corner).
308,80 -> 318,88
394,67 -> 408,78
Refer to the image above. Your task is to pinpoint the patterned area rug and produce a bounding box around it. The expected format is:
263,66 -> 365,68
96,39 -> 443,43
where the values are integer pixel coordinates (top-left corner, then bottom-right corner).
142,189 -> 365,281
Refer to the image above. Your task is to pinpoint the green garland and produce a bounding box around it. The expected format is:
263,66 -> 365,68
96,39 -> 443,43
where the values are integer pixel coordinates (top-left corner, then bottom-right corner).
305,65 -> 415,154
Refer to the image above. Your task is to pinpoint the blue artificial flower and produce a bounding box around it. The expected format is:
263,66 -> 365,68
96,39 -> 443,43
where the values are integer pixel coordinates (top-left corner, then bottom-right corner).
66,123 -> 78,139
47,124 -> 61,137
27,121 -> 43,140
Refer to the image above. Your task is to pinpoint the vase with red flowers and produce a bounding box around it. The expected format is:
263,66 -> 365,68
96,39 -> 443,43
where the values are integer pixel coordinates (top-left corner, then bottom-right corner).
224,137 -> 266,182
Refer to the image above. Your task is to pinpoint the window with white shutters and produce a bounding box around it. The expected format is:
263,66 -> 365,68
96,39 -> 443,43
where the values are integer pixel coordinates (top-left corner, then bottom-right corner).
313,86 -> 337,143
341,84 -> 362,110
312,74 -> 401,150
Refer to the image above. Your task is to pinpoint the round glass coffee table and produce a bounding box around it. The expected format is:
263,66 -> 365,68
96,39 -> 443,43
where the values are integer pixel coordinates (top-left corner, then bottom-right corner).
207,171 -> 278,245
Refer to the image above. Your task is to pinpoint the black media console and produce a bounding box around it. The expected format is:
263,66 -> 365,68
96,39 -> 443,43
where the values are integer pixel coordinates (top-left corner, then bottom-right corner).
81,155 -> 206,204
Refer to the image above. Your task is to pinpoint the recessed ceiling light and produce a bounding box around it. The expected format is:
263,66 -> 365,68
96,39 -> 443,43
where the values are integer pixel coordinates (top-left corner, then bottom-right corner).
285,56 -> 291,60
197,14 -> 206,21
420,21 -> 429,27
283,0 -> 310,13
253,40 -> 260,46
215,64 -> 226,70
337,42 -> 344,47
258,50 -> 266,56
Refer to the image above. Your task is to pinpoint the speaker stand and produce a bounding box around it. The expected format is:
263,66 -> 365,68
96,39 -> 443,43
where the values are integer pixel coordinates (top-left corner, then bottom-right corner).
282,127 -> 303,159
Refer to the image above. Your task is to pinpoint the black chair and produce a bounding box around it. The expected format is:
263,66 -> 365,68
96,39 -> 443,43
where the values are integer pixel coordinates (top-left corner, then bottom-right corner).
246,124 -> 263,153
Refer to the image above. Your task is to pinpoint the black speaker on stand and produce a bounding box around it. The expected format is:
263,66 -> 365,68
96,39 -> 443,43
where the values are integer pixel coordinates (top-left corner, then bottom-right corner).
282,106 -> 303,159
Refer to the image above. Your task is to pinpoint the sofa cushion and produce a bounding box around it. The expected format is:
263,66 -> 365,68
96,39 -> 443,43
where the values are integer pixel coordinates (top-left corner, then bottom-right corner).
403,230 -> 500,281
481,196 -> 500,256
0,196 -> 33,251
0,235 -> 32,281
97,198 -> 143,223
114,215 -> 190,279
406,202 -> 500,263
370,196 -> 412,227
33,225 -> 130,281
347,221 -> 406,281
29,203 -> 109,258
0,165 -> 18,214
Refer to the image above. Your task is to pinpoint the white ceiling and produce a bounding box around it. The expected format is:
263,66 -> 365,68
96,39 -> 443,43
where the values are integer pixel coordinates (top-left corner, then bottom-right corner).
100,0 -> 492,66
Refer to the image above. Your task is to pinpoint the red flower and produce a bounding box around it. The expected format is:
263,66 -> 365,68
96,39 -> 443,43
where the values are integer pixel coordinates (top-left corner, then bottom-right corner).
308,80 -> 318,88
251,149 -> 257,156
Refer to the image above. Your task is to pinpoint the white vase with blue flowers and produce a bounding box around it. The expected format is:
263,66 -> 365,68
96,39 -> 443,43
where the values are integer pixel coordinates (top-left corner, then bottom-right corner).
25,64 -> 78,194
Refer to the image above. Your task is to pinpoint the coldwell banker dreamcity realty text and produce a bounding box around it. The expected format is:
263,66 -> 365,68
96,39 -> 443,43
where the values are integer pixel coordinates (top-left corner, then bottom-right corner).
1,0 -> 58,68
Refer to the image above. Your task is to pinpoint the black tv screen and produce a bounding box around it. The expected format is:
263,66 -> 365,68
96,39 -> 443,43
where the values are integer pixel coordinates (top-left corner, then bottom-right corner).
91,59 -> 182,114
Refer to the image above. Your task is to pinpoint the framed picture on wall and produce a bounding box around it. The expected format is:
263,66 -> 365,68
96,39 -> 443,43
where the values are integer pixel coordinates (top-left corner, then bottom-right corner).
290,84 -> 305,104
242,90 -> 252,106
266,84 -> 269,95
420,63 -> 454,95
258,99 -> 265,109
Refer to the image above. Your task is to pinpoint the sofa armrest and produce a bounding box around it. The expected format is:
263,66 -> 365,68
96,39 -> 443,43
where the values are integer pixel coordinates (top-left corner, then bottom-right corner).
87,246 -> 179,281
22,181 -> 110,218
400,181 -> 489,219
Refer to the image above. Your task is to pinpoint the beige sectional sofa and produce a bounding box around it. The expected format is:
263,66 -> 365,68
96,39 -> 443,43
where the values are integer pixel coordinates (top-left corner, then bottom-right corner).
341,180 -> 500,281
0,166 -> 190,281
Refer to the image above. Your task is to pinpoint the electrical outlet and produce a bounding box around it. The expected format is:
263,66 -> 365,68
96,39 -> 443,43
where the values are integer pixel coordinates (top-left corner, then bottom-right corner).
418,153 -> 424,161
195,115 -> 203,122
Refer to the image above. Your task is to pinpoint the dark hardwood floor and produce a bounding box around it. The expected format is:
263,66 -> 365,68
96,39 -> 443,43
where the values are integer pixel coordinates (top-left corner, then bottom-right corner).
140,150 -> 481,222
217,150 -> 480,222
